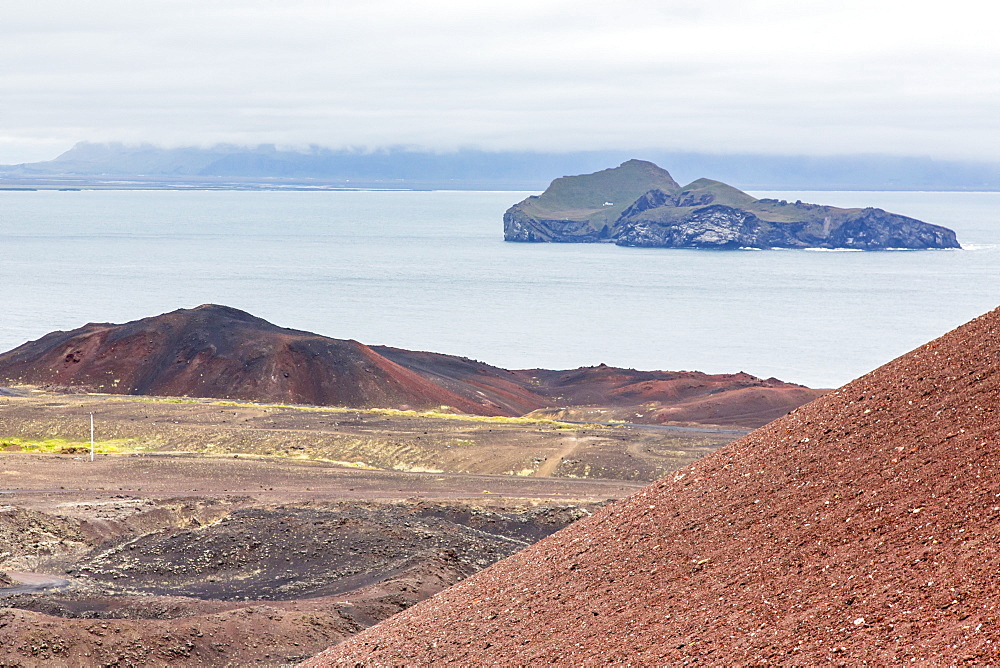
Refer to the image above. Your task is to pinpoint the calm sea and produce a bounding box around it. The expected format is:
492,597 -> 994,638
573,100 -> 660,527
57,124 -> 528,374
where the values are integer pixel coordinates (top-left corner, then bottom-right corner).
2,189 -> 998,389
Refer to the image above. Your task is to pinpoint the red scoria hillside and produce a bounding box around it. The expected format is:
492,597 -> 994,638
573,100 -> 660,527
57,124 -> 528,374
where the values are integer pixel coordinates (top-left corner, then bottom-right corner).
304,306 -> 1000,665
0,305 -> 537,415
0,305 -> 821,426
509,364 -> 822,427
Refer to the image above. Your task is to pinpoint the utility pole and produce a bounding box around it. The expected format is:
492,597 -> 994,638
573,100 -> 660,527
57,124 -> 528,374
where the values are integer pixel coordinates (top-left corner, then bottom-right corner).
90,413 -> 95,462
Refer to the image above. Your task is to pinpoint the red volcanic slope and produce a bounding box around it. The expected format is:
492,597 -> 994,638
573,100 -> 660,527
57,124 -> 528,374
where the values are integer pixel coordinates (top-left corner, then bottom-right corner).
372,346 -> 549,416
649,383 -> 826,426
0,305 -> 821,424
0,305 -> 517,415
513,365 -> 787,405
513,365 -> 825,426
305,306 -> 1000,665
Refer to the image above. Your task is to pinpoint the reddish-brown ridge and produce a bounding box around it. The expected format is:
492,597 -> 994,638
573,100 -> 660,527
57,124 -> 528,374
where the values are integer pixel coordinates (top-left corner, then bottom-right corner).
305,306 -> 1000,665
0,305 -> 822,426
0,305 -> 506,415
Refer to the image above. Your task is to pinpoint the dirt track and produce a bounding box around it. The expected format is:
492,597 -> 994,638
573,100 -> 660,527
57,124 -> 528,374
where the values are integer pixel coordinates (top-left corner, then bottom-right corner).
0,573 -> 71,596
0,452 -> 643,511
0,392 -> 683,666
0,387 -> 740,665
0,389 -> 733,482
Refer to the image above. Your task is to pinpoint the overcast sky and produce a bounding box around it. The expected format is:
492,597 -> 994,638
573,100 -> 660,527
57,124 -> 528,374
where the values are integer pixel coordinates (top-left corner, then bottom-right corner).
2,0 -> 998,164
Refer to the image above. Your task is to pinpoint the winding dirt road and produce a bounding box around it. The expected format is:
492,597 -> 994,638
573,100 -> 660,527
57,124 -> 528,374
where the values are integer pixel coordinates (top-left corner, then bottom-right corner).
533,436 -> 580,477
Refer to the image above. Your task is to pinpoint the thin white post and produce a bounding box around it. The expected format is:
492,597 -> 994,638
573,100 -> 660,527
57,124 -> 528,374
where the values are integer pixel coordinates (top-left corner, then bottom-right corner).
90,413 -> 95,462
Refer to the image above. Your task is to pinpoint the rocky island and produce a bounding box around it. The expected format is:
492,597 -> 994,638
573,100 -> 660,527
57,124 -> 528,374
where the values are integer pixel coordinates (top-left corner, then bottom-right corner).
504,160 -> 961,249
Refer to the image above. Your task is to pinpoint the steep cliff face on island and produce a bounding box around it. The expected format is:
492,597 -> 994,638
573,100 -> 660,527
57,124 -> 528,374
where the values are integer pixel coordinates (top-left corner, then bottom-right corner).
503,159 -> 680,242
505,164 -> 961,250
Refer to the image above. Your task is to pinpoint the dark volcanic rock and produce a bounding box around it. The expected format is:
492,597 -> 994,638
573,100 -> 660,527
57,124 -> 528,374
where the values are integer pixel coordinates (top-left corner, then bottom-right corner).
66,503 -> 587,602
825,206 -> 960,249
0,497 -> 590,667
616,199 -> 960,250
305,306 -> 1000,665
506,163 -> 961,249
615,203 -> 766,249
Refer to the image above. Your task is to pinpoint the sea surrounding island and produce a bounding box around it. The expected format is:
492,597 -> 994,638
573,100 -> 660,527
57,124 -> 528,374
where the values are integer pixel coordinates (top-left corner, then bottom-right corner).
1,188 -> 997,389
0,179 -> 999,667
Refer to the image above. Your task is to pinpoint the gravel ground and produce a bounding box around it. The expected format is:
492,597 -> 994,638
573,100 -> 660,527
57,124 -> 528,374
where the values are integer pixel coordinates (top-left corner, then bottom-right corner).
308,306 -> 1000,665
0,498 -> 593,666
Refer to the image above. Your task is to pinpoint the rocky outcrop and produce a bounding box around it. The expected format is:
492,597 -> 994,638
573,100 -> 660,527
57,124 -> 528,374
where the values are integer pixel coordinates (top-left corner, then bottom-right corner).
505,163 -> 961,249
822,207 -> 960,249
503,206 -> 613,243
503,159 -> 680,242
615,204 -> 765,249
616,199 -> 961,250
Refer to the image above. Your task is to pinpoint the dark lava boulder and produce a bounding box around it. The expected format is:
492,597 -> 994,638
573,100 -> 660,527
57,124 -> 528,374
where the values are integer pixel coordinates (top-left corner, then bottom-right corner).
505,163 -> 960,249
503,159 -> 680,242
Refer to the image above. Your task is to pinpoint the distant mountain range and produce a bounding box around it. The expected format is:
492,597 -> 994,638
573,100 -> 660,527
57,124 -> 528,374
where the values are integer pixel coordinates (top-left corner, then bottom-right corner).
2,142 -> 1000,191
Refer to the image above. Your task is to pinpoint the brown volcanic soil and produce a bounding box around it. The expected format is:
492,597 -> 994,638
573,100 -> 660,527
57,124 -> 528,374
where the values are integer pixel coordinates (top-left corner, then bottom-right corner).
0,396 -> 670,666
0,305 -> 822,428
0,452 -> 643,508
0,389 -> 734,481
307,306 -> 1000,665
378,350 -> 825,429
517,365 -> 825,427
0,405 -> 651,666
0,489 -> 600,666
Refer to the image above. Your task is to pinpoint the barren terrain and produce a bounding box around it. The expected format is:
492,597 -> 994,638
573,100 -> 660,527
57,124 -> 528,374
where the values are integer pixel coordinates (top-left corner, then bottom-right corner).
0,387 -> 738,666
0,388 -> 735,481
0,491 -> 593,666
0,304 -> 825,428
310,306 -> 1000,665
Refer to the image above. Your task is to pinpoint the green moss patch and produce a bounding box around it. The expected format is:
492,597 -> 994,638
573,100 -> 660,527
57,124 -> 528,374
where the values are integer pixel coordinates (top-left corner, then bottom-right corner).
0,436 -> 154,455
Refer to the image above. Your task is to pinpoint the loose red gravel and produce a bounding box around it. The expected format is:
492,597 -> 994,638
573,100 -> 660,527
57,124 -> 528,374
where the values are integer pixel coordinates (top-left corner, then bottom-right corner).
304,306 -> 1000,666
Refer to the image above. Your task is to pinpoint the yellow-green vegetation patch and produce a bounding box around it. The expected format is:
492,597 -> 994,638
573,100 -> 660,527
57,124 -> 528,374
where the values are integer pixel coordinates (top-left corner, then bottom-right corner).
0,436 -> 155,455
108,394 -> 591,428
390,463 -> 445,474
366,407 -> 585,427
114,395 -> 350,414
116,396 -> 204,405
